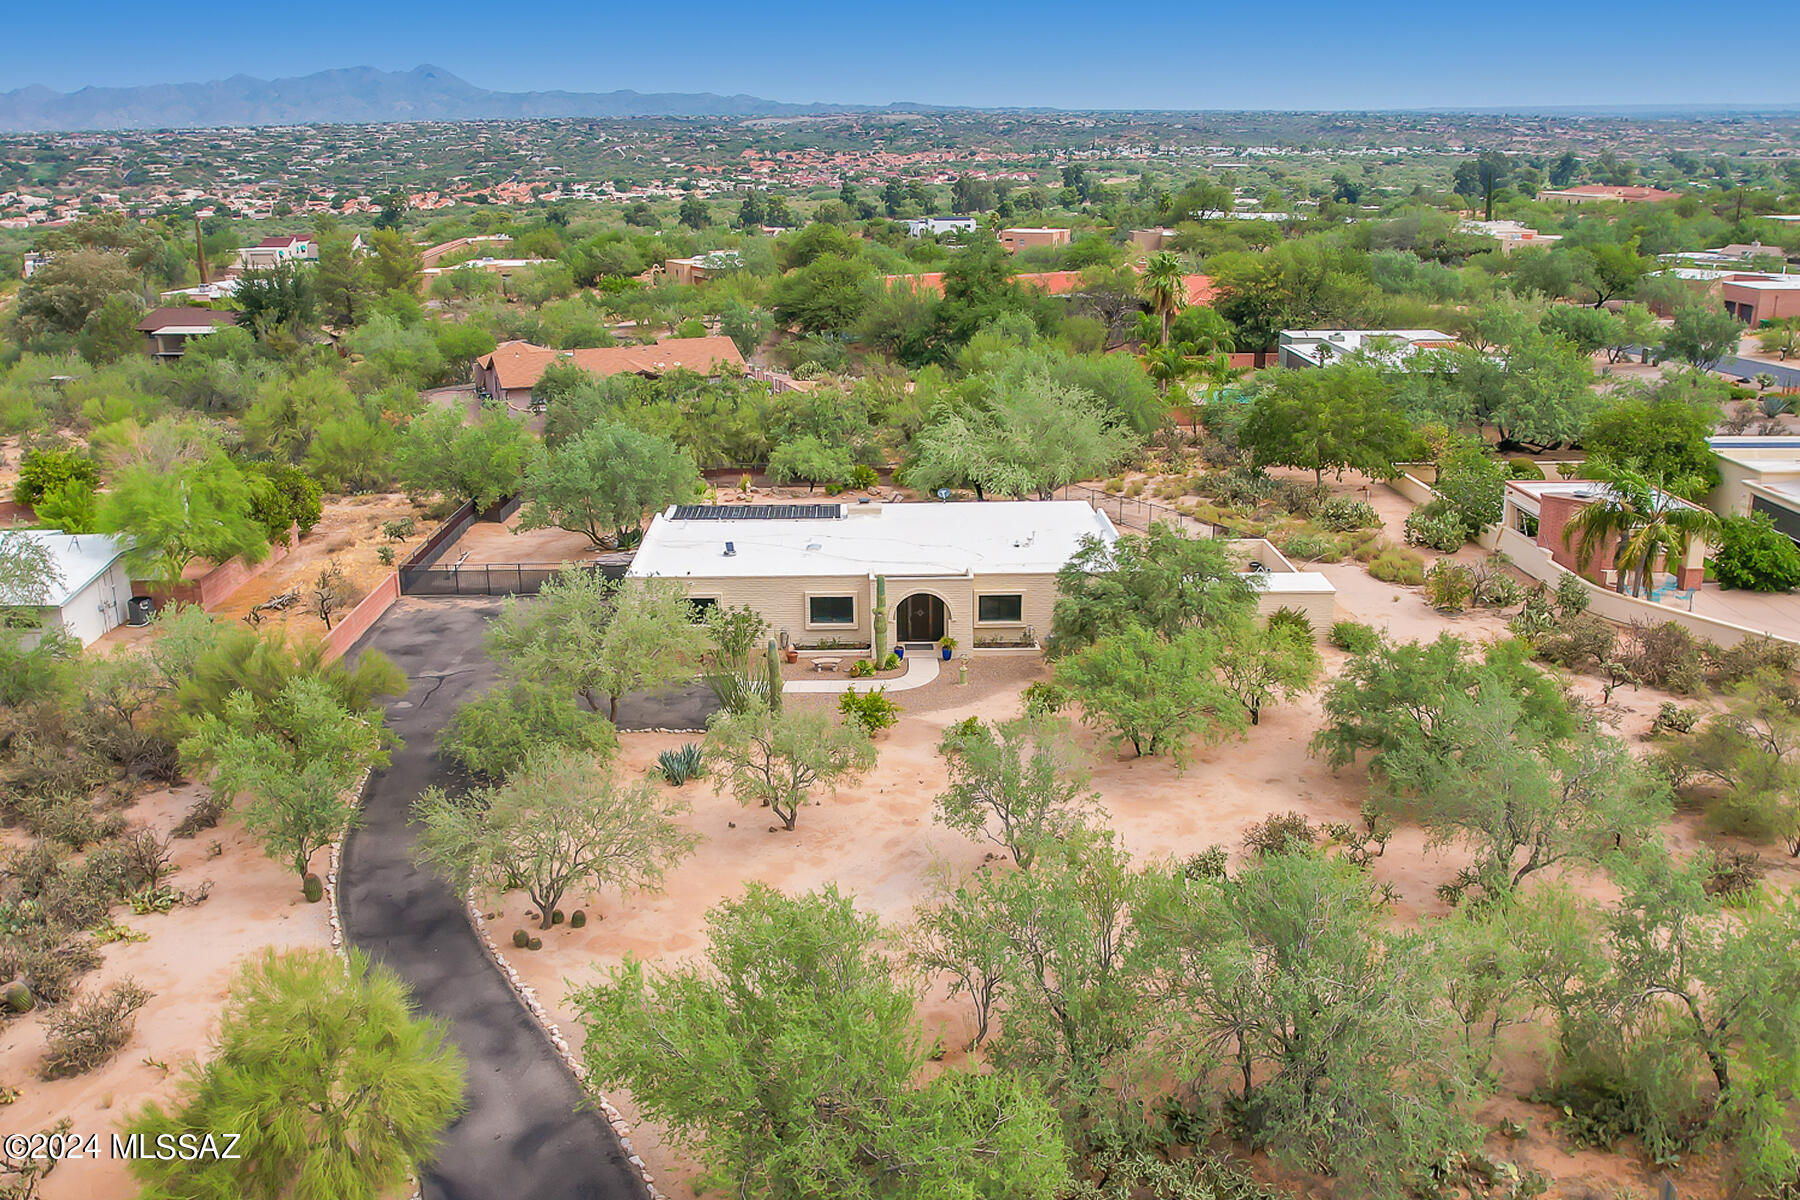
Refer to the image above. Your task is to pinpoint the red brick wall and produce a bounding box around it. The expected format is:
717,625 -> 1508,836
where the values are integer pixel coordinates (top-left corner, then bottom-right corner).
1537,493 -> 1615,582
322,571 -> 400,662
132,524 -> 300,610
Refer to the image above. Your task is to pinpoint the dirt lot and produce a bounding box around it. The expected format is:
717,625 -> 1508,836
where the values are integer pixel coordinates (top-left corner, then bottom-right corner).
0,783 -> 333,1200
492,552 -> 1757,1200
203,493 -> 426,637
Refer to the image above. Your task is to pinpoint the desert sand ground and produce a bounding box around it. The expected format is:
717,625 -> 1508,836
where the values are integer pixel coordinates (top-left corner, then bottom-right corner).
0,782 -> 333,1200
487,501 -> 1758,1200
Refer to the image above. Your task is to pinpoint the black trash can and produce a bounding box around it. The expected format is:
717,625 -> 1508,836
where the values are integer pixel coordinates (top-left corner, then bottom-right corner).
126,596 -> 155,627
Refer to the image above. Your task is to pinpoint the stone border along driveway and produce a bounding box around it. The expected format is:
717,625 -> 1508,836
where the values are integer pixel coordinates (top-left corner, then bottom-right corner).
338,598 -> 649,1200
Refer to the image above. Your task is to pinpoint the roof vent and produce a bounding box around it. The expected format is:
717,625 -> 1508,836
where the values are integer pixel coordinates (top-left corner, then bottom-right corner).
723,541 -> 736,557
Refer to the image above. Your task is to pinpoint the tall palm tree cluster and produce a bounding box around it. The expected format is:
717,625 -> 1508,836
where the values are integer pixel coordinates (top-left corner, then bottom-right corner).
1564,460 -> 1720,599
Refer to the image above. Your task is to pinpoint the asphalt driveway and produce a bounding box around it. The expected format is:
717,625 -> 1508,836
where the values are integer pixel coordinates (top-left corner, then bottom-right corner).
339,597 -> 647,1200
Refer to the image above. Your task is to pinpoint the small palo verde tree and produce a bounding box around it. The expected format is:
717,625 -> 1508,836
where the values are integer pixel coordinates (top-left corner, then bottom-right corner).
180,676 -> 391,887
414,747 -> 698,928
934,715 -> 1097,869
572,884 -> 1069,1199
705,698 -> 875,830
122,948 -> 466,1200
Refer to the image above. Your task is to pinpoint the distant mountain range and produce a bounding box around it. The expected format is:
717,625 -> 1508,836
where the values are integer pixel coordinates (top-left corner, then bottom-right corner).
0,65 -> 874,132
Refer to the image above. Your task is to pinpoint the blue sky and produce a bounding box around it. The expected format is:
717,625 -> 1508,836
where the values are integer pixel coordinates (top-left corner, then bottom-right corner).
6,0 -> 1797,110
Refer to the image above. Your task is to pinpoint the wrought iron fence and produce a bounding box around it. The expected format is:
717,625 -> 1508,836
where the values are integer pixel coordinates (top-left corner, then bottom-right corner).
1052,483 -> 1221,538
399,559 -> 631,597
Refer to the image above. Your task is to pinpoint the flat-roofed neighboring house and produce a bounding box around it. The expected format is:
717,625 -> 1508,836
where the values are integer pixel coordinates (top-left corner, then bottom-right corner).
235,235 -> 316,271
1460,219 -> 1562,253
1719,274 -> 1800,326
998,227 -> 1071,253
659,250 -> 743,286
136,306 -> 237,359
1708,436 -> 1800,542
905,217 -> 979,238
474,336 -> 745,408
1502,479 -> 1708,590
1277,329 -> 1457,369
1129,228 -> 1179,252
21,250 -> 51,279
0,529 -> 131,646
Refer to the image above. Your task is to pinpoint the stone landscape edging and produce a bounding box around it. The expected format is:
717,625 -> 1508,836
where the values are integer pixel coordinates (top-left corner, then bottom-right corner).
462,896 -> 664,1199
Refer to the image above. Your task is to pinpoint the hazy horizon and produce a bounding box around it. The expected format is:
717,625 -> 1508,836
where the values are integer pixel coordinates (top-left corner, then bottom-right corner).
7,0 -> 1799,112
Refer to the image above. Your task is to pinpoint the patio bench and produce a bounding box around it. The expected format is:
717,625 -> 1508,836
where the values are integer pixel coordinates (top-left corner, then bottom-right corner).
811,657 -> 843,672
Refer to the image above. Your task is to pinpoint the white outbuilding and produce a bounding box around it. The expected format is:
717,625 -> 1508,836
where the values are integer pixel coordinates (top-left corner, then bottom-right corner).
0,530 -> 132,645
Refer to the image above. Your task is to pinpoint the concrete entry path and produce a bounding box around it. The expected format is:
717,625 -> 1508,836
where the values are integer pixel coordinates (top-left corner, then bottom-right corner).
785,648 -> 942,693
338,598 -> 647,1200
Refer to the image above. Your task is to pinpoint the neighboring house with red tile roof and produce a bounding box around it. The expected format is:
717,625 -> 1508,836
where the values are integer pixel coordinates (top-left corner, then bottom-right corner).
475,336 -> 745,407
135,307 -> 237,359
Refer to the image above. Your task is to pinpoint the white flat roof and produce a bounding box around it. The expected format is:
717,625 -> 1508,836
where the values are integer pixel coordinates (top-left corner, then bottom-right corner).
0,529 -> 126,608
628,500 -> 1117,580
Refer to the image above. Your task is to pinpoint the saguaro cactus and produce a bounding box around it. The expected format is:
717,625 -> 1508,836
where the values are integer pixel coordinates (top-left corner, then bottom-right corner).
873,575 -> 889,662
767,639 -> 784,713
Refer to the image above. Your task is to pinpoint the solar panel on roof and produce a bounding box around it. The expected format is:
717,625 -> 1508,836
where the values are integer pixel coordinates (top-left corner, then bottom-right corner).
670,505 -> 843,521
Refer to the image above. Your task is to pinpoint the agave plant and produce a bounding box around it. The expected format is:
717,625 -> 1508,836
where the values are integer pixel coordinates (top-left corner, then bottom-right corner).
657,743 -> 705,786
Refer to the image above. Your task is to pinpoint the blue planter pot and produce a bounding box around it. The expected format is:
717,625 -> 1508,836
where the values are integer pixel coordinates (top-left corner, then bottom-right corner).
941,648 -> 952,661
894,645 -> 905,659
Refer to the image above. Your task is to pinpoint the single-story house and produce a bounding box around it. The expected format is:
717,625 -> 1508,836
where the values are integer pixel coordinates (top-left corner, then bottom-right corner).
999,227 -> 1072,253
235,235 -> 316,271
136,307 -> 237,359
1708,435 -> 1800,541
1719,275 -> 1800,326
1502,479 -> 1707,590
0,530 -> 131,645
625,500 -> 1334,651
474,336 -> 746,407
906,217 -> 979,239
1277,329 -> 1457,369
1460,219 -> 1562,254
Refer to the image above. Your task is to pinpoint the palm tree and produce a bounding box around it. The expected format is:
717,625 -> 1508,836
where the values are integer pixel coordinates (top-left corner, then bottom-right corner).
1563,461 -> 1720,599
1138,251 -> 1186,347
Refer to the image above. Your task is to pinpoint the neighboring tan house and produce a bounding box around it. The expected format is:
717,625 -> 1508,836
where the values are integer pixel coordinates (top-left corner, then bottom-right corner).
1129,228 -> 1179,252
1708,435 -> 1800,541
1460,219 -> 1562,254
1277,329 -> 1456,369
626,500 -> 1334,651
1719,275 -> 1800,325
136,307 -> 237,359
659,250 -> 743,286
475,336 -> 745,408
998,227 -> 1071,253
1502,479 -> 1707,591
1536,184 -> 1680,205
419,234 -> 512,267
235,235 -> 316,270
0,529 -> 131,646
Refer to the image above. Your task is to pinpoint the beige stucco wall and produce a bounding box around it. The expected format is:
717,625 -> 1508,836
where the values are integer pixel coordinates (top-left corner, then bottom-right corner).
667,571 -> 1056,651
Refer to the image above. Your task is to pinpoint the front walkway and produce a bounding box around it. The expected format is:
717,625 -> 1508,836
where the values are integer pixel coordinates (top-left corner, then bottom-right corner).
785,649 -> 942,693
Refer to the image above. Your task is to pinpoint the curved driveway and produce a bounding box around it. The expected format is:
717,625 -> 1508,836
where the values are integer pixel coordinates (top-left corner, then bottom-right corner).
340,598 -> 647,1200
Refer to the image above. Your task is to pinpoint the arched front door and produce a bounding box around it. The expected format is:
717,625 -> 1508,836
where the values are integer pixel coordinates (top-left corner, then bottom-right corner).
895,592 -> 947,643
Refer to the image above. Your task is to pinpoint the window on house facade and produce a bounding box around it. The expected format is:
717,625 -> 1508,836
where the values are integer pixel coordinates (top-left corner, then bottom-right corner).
808,595 -> 855,625
977,593 -> 1024,623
